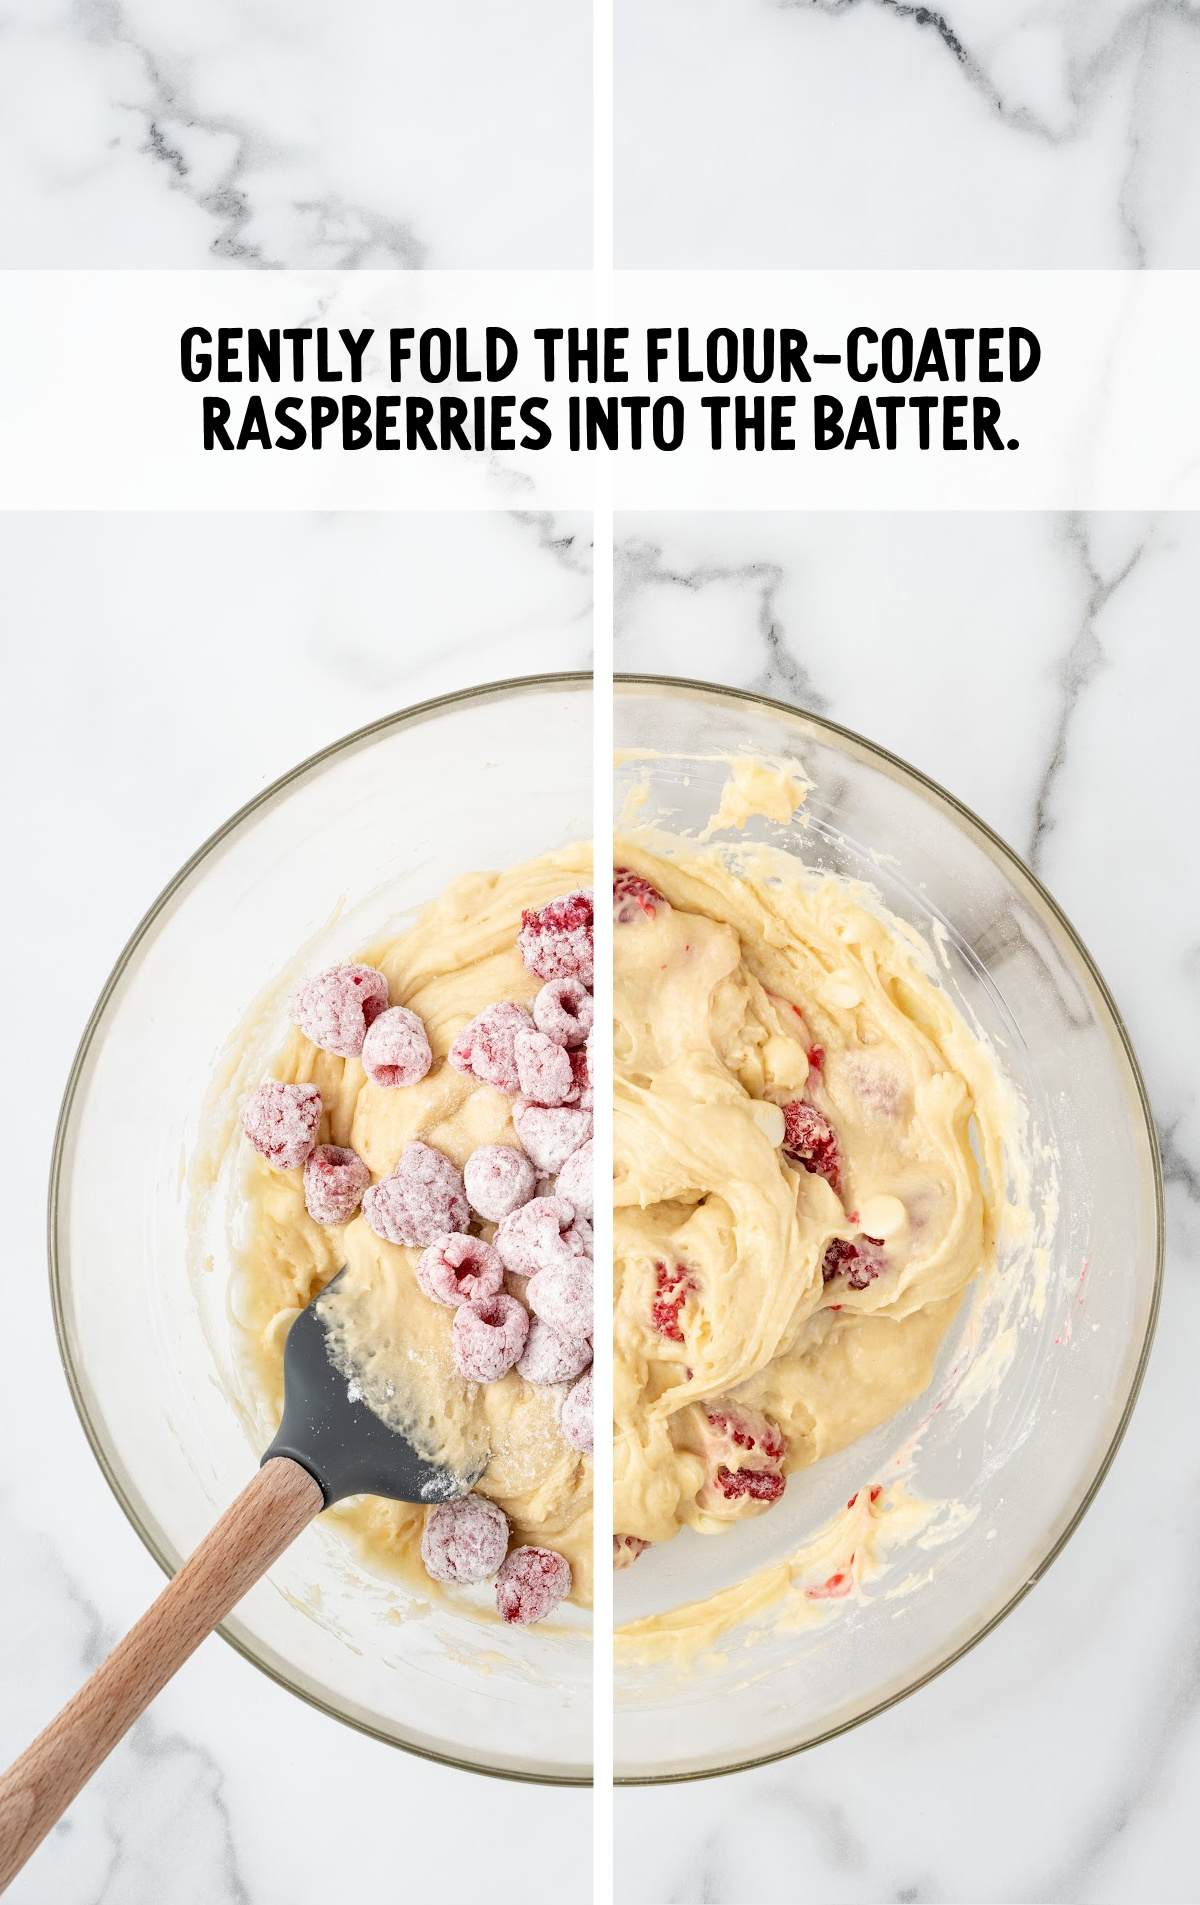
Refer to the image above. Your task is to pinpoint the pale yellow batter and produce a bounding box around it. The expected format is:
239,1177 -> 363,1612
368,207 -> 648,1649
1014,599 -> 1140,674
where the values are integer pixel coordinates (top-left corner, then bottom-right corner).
614,828 -> 1011,1575
233,845 -> 593,1610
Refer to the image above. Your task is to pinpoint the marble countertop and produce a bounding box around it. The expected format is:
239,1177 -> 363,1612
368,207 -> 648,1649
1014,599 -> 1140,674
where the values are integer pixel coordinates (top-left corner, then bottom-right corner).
0,0 -> 591,267
616,0 -> 1200,268
10,0 -> 1200,272
0,510 -> 593,1904
613,508 -> 1200,1904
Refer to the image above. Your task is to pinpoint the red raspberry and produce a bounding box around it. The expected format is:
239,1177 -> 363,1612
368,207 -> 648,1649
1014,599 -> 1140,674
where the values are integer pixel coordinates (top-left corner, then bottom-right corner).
613,868 -> 665,924
512,1101 -> 593,1174
302,1144 -> 370,1224
555,1139 -> 594,1220
294,963 -> 389,1057
846,1486 -> 883,1510
518,890 -> 594,987
241,1080 -> 321,1170
361,1140 -> 469,1246
806,1570 -> 854,1600
417,1233 -> 505,1308
651,1261 -> 697,1343
516,1317 -> 592,1385
560,1370 -> 593,1454
514,1029 -> 575,1107
781,1101 -> 843,1193
527,1259 -> 594,1341
495,1546 -> 572,1625
421,1495 -> 509,1585
566,1046 -> 592,1110
452,1292 -> 530,1383
821,1235 -> 887,1290
704,1402 -> 786,1462
360,1005 -> 432,1088
532,976 -> 594,1049
714,1467 -> 786,1503
613,1535 -> 649,1570
449,1002 -> 534,1095
697,1400 -> 786,1516
494,1195 -> 588,1279
463,1144 -> 537,1223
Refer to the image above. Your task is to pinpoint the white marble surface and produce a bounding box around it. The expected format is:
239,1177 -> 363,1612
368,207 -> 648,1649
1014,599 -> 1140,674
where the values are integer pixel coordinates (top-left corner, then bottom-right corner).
616,0 -> 1200,267
12,0 -> 1200,274
3,508 -> 1196,1903
0,0 -> 591,267
613,509 -> 1200,1903
0,511 -> 592,1903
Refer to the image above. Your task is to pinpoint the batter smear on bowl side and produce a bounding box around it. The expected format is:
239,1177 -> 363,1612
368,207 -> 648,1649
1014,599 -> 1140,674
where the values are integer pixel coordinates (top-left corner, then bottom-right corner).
233,846 -> 594,1625
613,786 -> 1019,1645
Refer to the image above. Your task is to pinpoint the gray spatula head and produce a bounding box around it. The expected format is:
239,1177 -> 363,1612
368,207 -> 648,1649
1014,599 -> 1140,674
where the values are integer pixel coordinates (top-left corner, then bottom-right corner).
261,1271 -> 475,1508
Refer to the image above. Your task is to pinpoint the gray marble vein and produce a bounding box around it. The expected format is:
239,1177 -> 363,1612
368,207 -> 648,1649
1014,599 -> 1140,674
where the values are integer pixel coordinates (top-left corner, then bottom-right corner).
1027,512 -> 1147,874
515,509 -> 598,585
615,536 -> 831,712
612,508 -> 1200,1905
1039,1520 -> 1200,1905
0,0 -> 590,267
616,0 -> 1200,265
0,511 -> 593,1904
2,1514 -> 251,1905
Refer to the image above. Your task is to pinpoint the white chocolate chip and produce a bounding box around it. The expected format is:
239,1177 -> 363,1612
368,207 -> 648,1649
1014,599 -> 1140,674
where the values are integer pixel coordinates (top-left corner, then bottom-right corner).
820,976 -> 862,1011
763,1034 -> 811,1094
855,1194 -> 908,1240
748,1100 -> 786,1147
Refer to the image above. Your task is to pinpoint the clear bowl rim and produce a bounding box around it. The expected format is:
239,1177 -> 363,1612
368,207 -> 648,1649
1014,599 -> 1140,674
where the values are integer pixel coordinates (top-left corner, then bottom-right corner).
612,671 -> 1164,1785
47,666 -> 1165,1790
48,672 -> 595,1789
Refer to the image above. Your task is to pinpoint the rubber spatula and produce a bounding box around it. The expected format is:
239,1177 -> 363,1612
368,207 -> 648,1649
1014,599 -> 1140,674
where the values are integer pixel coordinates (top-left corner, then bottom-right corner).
0,1271 -> 473,1890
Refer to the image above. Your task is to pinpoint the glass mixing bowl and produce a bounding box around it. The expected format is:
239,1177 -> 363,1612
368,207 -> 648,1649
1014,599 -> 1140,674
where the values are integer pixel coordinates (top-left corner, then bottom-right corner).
50,675 -> 593,1785
613,675 -> 1162,1783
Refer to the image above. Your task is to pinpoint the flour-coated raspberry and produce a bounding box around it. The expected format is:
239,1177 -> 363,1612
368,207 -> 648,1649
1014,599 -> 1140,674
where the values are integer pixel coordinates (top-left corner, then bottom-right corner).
294,964 -> 388,1057
448,1002 -> 534,1095
532,976 -> 594,1049
527,1258 -> 594,1340
416,1233 -> 505,1308
512,1101 -> 593,1175
560,1371 -> 593,1454
361,1005 -> 432,1088
517,890 -> 594,987
303,1144 -> 370,1224
494,1196 -> 588,1279
361,1140 -> 469,1246
516,1317 -> 592,1385
463,1144 -> 537,1223
495,1546 -> 571,1624
555,1140 -> 594,1221
421,1495 -> 509,1584
241,1081 -> 321,1171
514,1028 -> 575,1106
452,1292 -> 529,1383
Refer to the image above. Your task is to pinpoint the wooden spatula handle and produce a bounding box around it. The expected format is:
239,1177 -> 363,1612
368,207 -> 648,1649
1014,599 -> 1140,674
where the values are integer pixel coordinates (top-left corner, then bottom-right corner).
0,1455 -> 323,1891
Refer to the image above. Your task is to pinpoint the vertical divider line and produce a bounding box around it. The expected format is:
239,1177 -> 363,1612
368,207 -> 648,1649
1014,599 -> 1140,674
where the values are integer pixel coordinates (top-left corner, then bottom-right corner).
592,0 -> 616,1882
591,486 -> 614,1897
